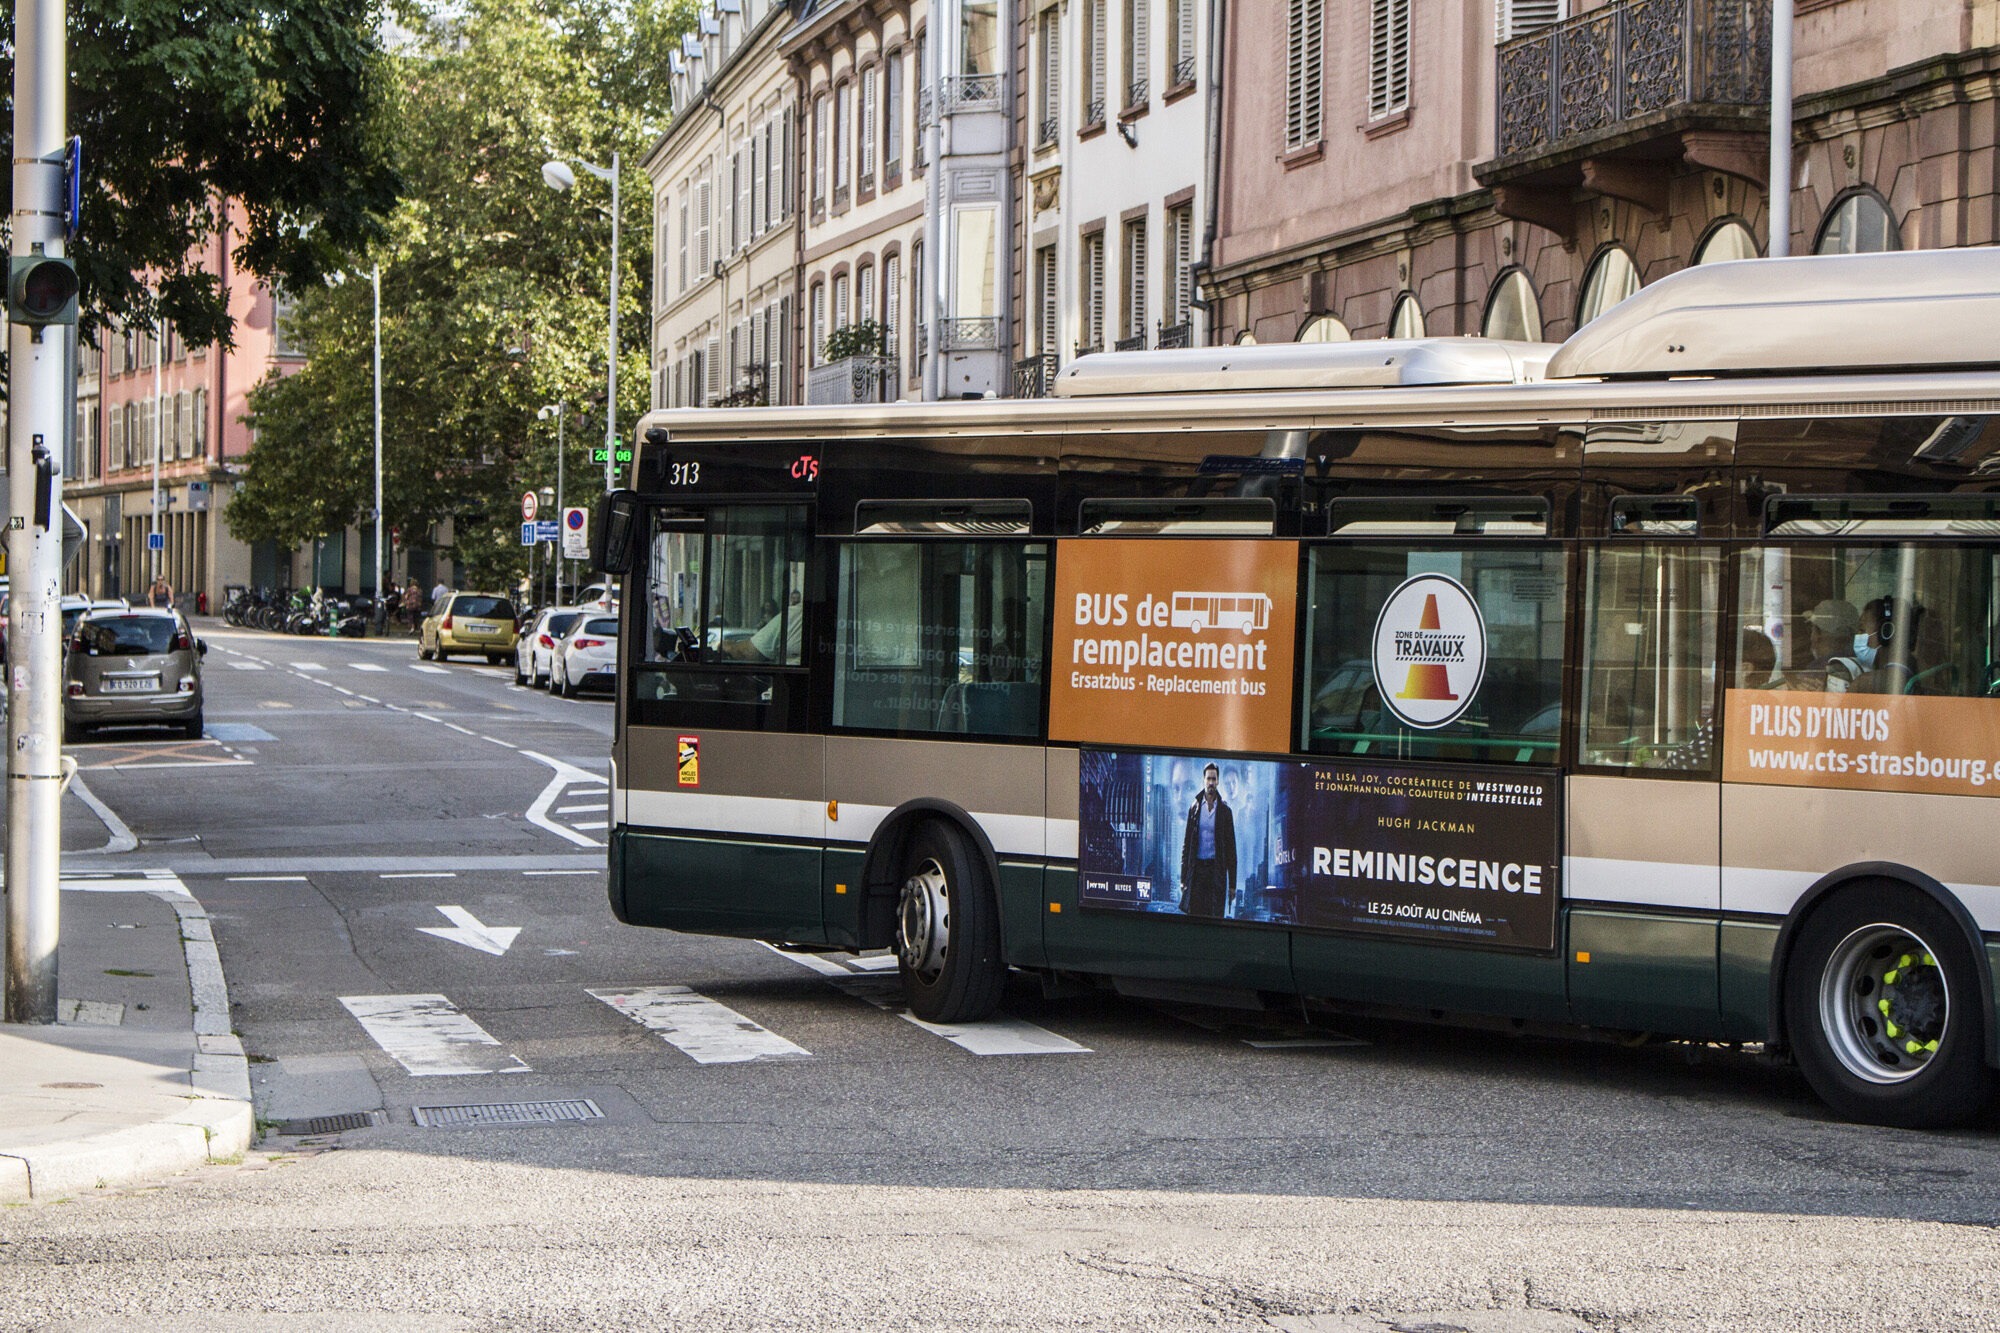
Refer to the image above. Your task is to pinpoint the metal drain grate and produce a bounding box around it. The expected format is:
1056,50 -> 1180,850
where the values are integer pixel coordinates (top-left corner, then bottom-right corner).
412,1099 -> 603,1128
275,1111 -> 376,1136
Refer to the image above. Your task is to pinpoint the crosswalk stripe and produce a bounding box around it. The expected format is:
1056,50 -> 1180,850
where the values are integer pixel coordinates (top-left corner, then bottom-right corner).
556,803 -> 609,815
339,994 -> 529,1076
295,663 -> 326,672
589,986 -> 811,1064
767,946 -> 1090,1057
352,663 -> 388,672
410,664 -> 448,674
572,820 -> 608,831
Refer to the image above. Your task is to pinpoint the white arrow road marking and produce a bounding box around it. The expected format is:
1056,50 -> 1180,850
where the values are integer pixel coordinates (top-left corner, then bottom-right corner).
764,946 -> 1090,1056
589,986 -> 811,1064
522,751 -> 609,848
339,994 -> 529,1075
418,905 -> 521,957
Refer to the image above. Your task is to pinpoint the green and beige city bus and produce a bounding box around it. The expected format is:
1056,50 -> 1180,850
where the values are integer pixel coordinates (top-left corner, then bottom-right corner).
594,249 -> 2000,1127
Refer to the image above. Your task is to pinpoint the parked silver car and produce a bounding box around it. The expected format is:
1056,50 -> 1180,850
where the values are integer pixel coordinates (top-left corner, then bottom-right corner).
64,609 -> 205,741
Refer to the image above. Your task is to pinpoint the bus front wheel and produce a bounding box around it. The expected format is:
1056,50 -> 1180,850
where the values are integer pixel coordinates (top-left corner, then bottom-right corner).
896,820 -> 1004,1024
1786,883 -> 1996,1128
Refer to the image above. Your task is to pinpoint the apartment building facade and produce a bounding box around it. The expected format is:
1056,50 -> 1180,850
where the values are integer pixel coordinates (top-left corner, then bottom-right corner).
1013,0 -> 1209,396
650,0 -> 800,410
1208,0 -> 2000,347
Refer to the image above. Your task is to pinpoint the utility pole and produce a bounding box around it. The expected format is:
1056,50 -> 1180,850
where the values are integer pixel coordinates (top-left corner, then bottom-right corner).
5,0 -> 71,1023
1769,0 -> 1794,258
372,263 -> 383,614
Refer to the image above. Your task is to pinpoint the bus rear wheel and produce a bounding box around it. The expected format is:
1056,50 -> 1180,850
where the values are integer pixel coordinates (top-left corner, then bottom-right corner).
1786,883 -> 1996,1128
896,820 -> 1003,1024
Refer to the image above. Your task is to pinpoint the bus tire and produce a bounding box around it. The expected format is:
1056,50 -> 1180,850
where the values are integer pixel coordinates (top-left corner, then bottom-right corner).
896,819 -> 1004,1024
1785,882 -> 1996,1128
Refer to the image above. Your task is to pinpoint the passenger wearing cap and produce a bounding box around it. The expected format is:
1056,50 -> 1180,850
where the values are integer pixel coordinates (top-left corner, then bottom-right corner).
1802,598 -> 1863,688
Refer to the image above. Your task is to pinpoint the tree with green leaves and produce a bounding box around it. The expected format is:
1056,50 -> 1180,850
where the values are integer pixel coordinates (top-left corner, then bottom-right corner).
228,0 -> 686,588
2,0 -> 401,349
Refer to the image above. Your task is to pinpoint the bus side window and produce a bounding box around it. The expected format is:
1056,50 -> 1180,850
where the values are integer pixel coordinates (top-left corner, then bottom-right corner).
1577,545 -> 1722,770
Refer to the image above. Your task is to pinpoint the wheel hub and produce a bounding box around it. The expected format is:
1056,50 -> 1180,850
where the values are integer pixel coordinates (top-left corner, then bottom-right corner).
1821,923 -> 1950,1084
897,857 -> 950,983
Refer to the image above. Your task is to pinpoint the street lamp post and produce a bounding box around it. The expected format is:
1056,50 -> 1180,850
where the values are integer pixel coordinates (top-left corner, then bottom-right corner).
538,402 -> 565,603
371,263 -> 384,617
540,153 -> 619,494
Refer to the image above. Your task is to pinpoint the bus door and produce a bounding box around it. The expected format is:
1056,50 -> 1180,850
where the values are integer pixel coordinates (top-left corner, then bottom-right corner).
615,498 -> 826,944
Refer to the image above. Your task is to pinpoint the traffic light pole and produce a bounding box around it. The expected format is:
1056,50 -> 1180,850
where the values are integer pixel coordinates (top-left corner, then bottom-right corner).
5,0 -> 68,1023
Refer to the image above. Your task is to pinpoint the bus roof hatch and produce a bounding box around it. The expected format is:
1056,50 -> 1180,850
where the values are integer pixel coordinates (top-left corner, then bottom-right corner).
1051,338 -> 1554,397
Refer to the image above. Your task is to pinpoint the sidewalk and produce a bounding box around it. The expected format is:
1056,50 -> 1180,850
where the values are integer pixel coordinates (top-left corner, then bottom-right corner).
0,782 -> 252,1202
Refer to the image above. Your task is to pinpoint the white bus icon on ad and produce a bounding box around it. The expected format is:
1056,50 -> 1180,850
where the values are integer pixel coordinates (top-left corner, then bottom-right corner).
1171,592 -> 1272,635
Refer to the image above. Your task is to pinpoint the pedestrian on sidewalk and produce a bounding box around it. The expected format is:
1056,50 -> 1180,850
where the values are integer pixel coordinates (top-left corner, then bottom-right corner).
400,580 -> 423,630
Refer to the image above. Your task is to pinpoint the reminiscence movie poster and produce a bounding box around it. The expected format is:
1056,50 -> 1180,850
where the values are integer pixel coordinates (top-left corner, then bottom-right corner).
1077,748 -> 1561,952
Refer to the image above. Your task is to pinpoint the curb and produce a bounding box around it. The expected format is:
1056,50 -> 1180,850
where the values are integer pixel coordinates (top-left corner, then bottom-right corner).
0,877 -> 252,1202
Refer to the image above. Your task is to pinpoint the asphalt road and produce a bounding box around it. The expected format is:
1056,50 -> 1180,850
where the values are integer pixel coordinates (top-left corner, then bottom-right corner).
4,625 -> 1999,1331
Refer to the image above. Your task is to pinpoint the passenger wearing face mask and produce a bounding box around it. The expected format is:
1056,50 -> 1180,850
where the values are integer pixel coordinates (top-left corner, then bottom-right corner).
1847,596 -> 1928,696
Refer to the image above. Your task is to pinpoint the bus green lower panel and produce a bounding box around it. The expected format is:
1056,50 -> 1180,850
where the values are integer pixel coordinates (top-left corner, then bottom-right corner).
1989,942 -> 2000,1066
821,849 -> 866,950
613,829 -> 825,946
1041,867 -> 1291,992
999,862 -> 1047,970
1291,929 -> 1568,1024
1719,920 -> 1780,1043
1567,910 -> 1723,1040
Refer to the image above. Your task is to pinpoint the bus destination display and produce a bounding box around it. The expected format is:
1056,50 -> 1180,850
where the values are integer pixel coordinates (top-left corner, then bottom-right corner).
1078,750 -> 1560,952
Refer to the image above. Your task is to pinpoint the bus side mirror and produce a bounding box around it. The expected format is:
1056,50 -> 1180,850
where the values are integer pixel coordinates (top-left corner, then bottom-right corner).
593,490 -> 642,574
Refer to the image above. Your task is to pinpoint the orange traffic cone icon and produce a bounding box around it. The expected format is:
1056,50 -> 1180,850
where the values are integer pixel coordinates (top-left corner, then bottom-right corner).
1396,594 -> 1458,702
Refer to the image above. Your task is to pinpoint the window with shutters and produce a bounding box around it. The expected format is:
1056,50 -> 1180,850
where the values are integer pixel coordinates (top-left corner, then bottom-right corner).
811,281 -> 827,365
678,199 -> 689,293
812,95 -> 828,209
1124,220 -> 1148,343
179,391 -> 195,459
1369,0 -> 1411,120
860,67 -> 878,189
833,272 -> 850,331
1168,0 -> 1196,87
885,55 -> 904,178
1037,12 -> 1060,147
695,173 -> 713,277
884,253 -> 901,351
1036,244 -> 1058,356
1125,0 -> 1150,108
110,402 -> 126,471
1080,230 -> 1105,352
706,335 -> 722,403
912,239 -> 925,358
1083,0 -> 1107,127
1285,0 -> 1322,150
858,264 -> 875,333
730,150 -> 743,252
912,38 -> 927,169
834,81 -> 852,205
1165,203 -> 1193,327
1497,0 -> 1563,42
750,132 -> 763,238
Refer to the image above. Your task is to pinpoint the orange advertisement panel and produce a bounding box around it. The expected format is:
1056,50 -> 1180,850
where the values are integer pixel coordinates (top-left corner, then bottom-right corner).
1050,539 -> 1299,754
1723,689 -> 2000,798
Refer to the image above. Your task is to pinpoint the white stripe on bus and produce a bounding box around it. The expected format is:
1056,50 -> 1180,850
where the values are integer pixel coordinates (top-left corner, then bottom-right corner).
1564,856 -> 1717,912
619,788 -> 1058,859
589,986 -> 810,1063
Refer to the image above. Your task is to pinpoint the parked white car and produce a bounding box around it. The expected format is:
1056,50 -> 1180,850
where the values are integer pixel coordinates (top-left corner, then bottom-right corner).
514,606 -> 587,688
550,613 -> 619,697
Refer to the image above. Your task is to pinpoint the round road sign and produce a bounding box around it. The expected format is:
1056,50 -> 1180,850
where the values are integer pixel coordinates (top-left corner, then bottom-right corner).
521,491 -> 538,521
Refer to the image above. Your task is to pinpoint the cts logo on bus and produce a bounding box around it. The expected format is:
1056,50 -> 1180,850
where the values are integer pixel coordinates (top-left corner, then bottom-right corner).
790,454 -> 819,482
1372,573 -> 1487,730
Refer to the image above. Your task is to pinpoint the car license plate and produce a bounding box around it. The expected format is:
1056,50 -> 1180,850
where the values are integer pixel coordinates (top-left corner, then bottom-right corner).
465,622 -> 497,634
103,677 -> 158,693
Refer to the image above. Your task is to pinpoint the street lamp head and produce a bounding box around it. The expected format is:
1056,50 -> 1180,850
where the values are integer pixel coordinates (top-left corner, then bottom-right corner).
537,403 -> 561,421
542,160 -> 576,192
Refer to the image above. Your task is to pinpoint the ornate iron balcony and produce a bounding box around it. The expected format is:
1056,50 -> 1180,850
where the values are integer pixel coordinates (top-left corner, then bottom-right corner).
1157,321 -> 1191,349
1083,97 -> 1105,129
1114,333 -> 1146,352
1013,353 -> 1059,399
1038,115 -> 1060,148
1173,55 -> 1196,87
938,74 -> 1004,115
1494,0 -> 1770,161
939,318 -> 1001,352
1126,78 -> 1149,109
806,354 -> 899,406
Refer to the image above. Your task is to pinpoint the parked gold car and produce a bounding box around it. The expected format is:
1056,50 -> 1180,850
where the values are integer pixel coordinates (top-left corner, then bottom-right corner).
419,592 -> 520,663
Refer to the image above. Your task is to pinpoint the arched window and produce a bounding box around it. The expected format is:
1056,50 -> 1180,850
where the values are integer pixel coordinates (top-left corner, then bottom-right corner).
1575,246 -> 1638,328
1815,191 -> 1899,255
1235,330 -> 1258,345
1693,218 -> 1758,265
1296,313 -> 1350,342
1481,267 -> 1542,342
1388,292 -> 1425,339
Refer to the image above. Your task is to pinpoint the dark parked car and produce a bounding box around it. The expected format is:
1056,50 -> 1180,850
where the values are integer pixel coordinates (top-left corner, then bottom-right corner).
64,609 -> 205,741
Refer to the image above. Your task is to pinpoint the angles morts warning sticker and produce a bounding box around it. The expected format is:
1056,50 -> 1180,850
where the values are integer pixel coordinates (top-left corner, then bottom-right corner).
676,735 -> 700,787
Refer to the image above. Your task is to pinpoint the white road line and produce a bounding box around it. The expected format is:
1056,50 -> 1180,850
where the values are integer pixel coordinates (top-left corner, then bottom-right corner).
351,663 -> 388,672
523,869 -> 598,877
556,803 -> 608,815
410,664 -> 449,674
522,751 -> 610,849
65,772 -> 138,855
571,820 -> 608,831
382,871 -> 456,880
225,875 -> 308,883
226,661 -> 265,670
589,986 -> 811,1064
356,695 -> 380,704
764,946 -> 1090,1057
295,663 -> 326,672
481,736 -> 520,750
338,994 -> 529,1076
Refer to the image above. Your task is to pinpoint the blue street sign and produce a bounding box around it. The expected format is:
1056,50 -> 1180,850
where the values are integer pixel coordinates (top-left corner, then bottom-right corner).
146,531 -> 164,552
519,522 -> 535,546
534,520 -> 560,542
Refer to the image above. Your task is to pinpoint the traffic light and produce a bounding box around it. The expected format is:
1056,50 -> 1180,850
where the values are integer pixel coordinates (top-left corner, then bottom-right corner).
8,254 -> 78,327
